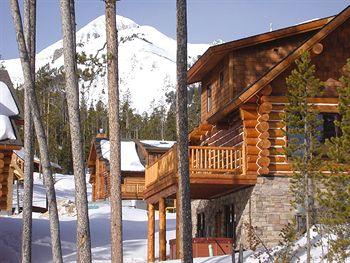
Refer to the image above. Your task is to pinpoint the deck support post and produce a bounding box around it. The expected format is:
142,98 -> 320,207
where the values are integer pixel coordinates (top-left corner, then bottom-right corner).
147,203 -> 155,262
159,197 -> 166,261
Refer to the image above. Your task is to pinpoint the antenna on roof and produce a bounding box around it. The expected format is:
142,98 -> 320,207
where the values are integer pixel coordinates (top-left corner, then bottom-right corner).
269,23 -> 273,32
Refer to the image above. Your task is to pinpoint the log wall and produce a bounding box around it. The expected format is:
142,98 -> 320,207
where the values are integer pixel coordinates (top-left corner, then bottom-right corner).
200,31 -> 315,123
0,150 -> 15,211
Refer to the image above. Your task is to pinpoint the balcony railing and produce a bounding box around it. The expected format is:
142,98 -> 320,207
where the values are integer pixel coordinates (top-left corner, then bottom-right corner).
145,144 -> 244,187
121,183 -> 145,195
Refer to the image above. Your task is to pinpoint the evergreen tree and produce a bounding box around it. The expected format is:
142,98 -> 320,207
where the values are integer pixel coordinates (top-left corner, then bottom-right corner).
318,59 -> 350,261
21,1 -> 36,262
10,0 -> 63,261
60,0 -> 92,260
283,52 -> 323,263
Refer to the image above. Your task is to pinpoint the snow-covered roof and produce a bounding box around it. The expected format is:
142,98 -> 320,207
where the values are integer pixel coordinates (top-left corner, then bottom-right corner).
140,140 -> 175,149
0,71 -> 21,143
99,140 -> 145,172
14,148 -> 62,170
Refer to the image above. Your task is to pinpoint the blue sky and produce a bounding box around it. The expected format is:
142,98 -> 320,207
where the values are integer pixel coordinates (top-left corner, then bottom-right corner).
1,0 -> 349,59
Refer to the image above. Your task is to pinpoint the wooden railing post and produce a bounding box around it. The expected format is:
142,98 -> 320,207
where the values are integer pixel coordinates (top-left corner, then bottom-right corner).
242,143 -> 247,175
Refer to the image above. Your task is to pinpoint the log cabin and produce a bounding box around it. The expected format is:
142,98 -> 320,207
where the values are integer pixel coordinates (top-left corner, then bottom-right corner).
11,148 -> 62,182
87,132 -> 174,201
144,6 -> 350,261
0,69 -> 22,213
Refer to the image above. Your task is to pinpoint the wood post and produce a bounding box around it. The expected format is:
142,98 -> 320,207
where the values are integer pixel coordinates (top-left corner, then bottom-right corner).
159,198 -> 166,261
147,203 -> 155,263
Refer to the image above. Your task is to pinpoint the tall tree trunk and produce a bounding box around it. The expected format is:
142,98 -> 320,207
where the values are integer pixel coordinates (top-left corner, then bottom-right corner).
176,0 -> 193,262
59,0 -> 92,262
105,1 -> 122,262
21,0 -> 36,262
9,1 -> 63,262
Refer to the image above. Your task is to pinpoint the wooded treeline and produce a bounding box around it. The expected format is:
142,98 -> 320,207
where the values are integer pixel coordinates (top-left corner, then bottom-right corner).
14,64 -> 200,173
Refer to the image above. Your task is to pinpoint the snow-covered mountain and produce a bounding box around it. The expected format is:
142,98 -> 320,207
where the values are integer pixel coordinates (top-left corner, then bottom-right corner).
2,15 -> 209,113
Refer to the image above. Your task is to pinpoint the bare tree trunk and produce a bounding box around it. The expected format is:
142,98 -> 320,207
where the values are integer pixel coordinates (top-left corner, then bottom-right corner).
21,0 -> 36,262
176,0 -> 193,262
9,1 -> 63,262
105,1 -> 122,262
59,0 -> 92,262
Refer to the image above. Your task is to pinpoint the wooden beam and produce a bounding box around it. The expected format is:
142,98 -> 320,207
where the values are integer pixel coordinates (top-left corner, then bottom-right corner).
147,203 -> 155,263
159,198 -> 166,261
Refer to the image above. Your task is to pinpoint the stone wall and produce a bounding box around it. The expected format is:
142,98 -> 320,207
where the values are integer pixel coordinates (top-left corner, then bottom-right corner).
191,176 -> 294,249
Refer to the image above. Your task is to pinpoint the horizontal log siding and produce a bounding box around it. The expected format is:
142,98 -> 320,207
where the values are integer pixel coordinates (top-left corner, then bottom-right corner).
267,103 -> 288,175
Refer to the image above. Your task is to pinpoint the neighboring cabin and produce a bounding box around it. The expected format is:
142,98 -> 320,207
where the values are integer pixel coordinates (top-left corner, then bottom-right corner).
144,6 -> 350,260
11,148 -> 62,182
87,132 -> 174,201
0,69 -> 22,212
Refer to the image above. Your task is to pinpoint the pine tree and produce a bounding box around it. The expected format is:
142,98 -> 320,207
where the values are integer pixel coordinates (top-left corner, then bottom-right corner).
9,0 -> 63,261
21,1 -> 36,262
176,0 -> 193,261
318,59 -> 350,261
105,1 -> 123,262
283,52 -> 323,263
59,0 -> 92,261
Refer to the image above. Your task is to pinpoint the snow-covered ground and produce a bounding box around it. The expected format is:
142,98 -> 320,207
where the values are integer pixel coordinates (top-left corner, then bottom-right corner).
1,173 -> 349,262
1,173 -> 176,263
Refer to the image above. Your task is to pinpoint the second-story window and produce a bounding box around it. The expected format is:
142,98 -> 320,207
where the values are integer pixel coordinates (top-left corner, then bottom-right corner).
219,71 -> 224,87
207,85 -> 212,112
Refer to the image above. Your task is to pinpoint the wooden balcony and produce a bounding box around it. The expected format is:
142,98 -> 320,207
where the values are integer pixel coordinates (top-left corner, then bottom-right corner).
121,178 -> 145,200
144,144 -> 257,203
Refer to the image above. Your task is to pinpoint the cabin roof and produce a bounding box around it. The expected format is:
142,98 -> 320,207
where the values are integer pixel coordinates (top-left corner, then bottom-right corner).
0,69 -> 22,147
89,137 -> 145,173
187,16 -> 334,84
207,5 -> 350,123
138,140 -> 175,153
13,148 -> 62,170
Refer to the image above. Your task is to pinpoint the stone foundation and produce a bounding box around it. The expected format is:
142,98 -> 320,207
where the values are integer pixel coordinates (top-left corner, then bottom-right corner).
191,176 -> 294,249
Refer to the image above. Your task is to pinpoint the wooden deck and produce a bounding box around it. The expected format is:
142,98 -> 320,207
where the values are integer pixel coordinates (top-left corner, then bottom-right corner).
143,144 -> 257,203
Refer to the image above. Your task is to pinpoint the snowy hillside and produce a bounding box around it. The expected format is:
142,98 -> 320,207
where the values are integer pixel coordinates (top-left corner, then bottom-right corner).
2,15 -> 209,113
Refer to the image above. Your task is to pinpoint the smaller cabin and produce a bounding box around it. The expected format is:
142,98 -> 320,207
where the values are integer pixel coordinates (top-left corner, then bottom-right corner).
87,133 -> 174,201
0,69 -> 22,212
11,148 -> 62,182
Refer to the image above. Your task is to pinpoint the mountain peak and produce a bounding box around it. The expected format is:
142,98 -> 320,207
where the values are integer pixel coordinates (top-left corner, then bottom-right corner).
2,15 -> 209,114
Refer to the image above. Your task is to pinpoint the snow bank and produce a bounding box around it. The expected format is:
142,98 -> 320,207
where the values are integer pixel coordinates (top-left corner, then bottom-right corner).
100,140 -> 145,172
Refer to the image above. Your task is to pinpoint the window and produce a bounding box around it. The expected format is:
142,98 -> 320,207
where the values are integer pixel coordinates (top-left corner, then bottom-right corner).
219,71 -> 224,87
319,113 -> 340,142
197,213 -> 205,237
286,113 -> 340,157
207,85 -> 212,112
224,204 -> 236,239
